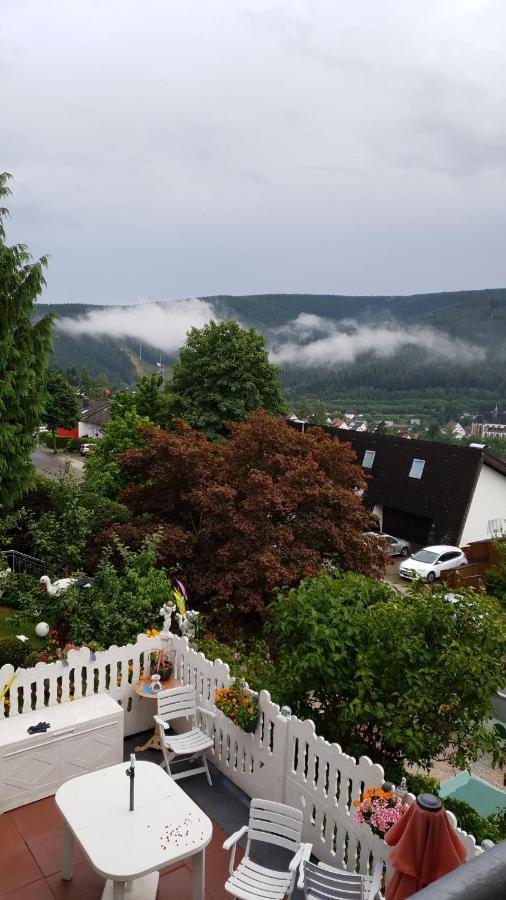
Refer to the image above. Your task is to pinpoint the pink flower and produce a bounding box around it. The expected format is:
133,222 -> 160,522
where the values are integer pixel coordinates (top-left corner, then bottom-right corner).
233,652 -> 241,661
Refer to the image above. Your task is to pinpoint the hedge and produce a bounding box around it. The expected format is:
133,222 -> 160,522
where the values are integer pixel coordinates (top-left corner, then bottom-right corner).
40,432 -> 82,452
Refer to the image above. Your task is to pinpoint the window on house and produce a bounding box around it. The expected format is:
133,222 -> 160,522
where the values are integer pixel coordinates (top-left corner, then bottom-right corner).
362,450 -> 376,469
409,458 -> 425,479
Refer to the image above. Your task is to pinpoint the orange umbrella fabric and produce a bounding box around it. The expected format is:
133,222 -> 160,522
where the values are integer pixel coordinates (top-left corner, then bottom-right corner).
385,794 -> 467,900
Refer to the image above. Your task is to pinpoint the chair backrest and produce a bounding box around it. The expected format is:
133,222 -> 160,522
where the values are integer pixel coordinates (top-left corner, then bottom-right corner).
303,861 -> 364,900
247,798 -> 303,855
157,684 -> 197,723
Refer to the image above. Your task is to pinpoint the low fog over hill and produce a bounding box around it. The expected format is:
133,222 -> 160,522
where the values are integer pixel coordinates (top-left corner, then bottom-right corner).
37,289 -> 506,399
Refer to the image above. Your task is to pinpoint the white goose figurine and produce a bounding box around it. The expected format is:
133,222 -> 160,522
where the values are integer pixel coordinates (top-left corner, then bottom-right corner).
39,575 -> 93,596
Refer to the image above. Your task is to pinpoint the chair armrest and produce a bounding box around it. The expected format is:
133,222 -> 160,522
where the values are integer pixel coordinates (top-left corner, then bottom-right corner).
290,842 -> 312,888
369,863 -> 383,900
197,705 -> 217,720
222,825 -> 248,851
154,716 -> 170,730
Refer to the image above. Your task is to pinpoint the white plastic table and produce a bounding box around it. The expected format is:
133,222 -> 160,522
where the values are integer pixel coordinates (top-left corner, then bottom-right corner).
55,760 -> 213,900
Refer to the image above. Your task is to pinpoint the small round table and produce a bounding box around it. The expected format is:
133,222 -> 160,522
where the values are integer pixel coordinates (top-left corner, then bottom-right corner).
133,676 -> 181,752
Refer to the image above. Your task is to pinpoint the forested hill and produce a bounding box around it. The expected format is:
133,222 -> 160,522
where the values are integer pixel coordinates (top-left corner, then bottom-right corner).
36,288 -> 506,399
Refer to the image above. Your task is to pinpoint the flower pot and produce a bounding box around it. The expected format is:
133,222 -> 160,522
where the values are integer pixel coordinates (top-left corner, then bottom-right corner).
155,665 -> 173,682
241,713 -> 259,734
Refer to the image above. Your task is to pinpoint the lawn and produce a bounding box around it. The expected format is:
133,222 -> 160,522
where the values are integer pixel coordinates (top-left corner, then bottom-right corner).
0,606 -> 47,650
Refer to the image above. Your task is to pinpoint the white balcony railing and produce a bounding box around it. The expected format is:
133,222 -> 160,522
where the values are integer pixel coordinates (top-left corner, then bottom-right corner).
0,633 -> 482,883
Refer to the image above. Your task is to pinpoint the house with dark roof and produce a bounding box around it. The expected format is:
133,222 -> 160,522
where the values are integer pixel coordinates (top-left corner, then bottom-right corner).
288,422 -> 506,545
78,399 -> 111,439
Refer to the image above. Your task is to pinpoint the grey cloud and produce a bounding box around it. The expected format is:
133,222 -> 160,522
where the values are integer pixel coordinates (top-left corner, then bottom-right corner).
3,0 -> 506,301
57,299 -> 218,354
269,314 -> 486,367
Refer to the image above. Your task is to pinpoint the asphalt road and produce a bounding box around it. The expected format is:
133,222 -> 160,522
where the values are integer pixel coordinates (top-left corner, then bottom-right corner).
31,445 -> 85,480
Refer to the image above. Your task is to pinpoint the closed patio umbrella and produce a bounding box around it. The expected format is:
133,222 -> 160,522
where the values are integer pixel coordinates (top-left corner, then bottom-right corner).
385,793 -> 467,900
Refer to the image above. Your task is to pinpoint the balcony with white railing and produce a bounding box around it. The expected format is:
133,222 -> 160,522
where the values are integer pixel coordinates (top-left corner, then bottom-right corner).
0,632 -> 499,900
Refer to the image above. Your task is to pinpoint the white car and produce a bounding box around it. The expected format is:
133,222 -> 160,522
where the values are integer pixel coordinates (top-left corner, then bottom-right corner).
399,545 -> 468,583
365,532 -> 411,558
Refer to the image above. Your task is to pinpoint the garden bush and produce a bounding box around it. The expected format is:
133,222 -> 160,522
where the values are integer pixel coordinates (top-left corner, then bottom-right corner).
268,575 -> 506,772
196,634 -> 280,699
0,636 -> 31,669
41,432 -> 81,452
0,573 -> 41,610
66,535 -> 173,648
403,772 -> 504,845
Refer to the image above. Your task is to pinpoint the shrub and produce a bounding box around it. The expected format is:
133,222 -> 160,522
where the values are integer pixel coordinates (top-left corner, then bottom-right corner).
268,576 -> 506,772
66,535 -> 173,648
0,637 -> 31,669
402,772 -> 503,845
41,432 -> 81,451
195,635 -> 280,699
0,573 -> 41,610
442,796 -> 502,845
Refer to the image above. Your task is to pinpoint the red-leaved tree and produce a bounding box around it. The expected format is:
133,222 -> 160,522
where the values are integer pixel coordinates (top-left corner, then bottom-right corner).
100,410 -> 385,626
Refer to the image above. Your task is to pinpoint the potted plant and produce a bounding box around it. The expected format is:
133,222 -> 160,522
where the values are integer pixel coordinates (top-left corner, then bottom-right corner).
88,641 -> 103,661
151,648 -> 174,682
215,679 -> 259,733
353,786 -> 405,838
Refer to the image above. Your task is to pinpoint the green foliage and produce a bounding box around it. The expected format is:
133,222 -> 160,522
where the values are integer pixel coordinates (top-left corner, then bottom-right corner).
0,636 -> 31,669
268,575 -> 506,771
66,535 -> 172,647
29,468 -> 94,574
112,374 -> 171,428
0,573 -> 40,610
84,409 -> 149,499
0,173 -> 54,513
43,366 -> 79,451
442,797 -> 503,845
195,635 -> 280,699
40,432 -> 81,451
402,772 -> 504,844
402,772 -> 440,796
486,542 -> 506,610
295,397 -> 329,426
168,320 -> 286,439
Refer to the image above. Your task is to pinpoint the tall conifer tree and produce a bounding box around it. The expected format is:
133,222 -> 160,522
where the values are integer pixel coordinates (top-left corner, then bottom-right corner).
0,173 -> 54,512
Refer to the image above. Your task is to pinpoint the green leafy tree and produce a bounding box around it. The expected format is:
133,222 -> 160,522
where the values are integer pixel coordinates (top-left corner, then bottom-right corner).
295,397 -> 328,426
66,535 -> 173,647
0,173 -> 54,512
27,467 -> 129,575
43,367 -> 79,453
29,468 -> 93,574
486,542 -> 506,610
84,409 -> 150,500
268,574 -> 506,772
168,320 -> 286,439
112,374 -> 171,428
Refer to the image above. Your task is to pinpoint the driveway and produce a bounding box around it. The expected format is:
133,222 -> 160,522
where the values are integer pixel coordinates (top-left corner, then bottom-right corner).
383,556 -> 411,593
31,445 -> 85,481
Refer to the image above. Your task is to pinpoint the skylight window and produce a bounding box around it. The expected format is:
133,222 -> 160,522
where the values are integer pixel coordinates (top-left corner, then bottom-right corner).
409,458 -> 425,479
362,450 -> 376,469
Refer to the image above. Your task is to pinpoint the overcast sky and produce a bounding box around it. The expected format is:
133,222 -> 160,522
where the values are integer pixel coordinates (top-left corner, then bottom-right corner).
3,0 -> 506,304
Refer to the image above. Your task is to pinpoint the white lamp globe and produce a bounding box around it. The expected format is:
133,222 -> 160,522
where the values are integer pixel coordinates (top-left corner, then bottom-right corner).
35,622 -> 49,638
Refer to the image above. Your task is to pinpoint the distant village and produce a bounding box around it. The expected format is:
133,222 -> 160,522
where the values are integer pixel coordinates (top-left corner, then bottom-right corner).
287,407 -> 506,442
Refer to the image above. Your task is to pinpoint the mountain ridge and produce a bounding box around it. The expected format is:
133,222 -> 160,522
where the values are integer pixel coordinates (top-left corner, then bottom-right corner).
36,289 -> 506,401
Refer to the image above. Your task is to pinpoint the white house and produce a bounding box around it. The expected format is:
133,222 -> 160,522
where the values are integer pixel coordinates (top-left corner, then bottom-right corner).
460,455 -> 506,544
78,400 -> 111,439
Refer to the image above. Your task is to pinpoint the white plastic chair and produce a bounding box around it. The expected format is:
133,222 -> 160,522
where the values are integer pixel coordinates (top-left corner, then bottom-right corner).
154,685 -> 216,785
223,797 -> 312,900
299,859 -> 383,900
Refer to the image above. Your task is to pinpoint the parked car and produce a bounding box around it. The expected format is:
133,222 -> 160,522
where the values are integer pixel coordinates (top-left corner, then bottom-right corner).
399,545 -> 468,583
365,532 -> 411,558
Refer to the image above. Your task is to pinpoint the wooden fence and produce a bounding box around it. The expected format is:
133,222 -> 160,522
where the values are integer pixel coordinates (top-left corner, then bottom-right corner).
443,538 -> 504,590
